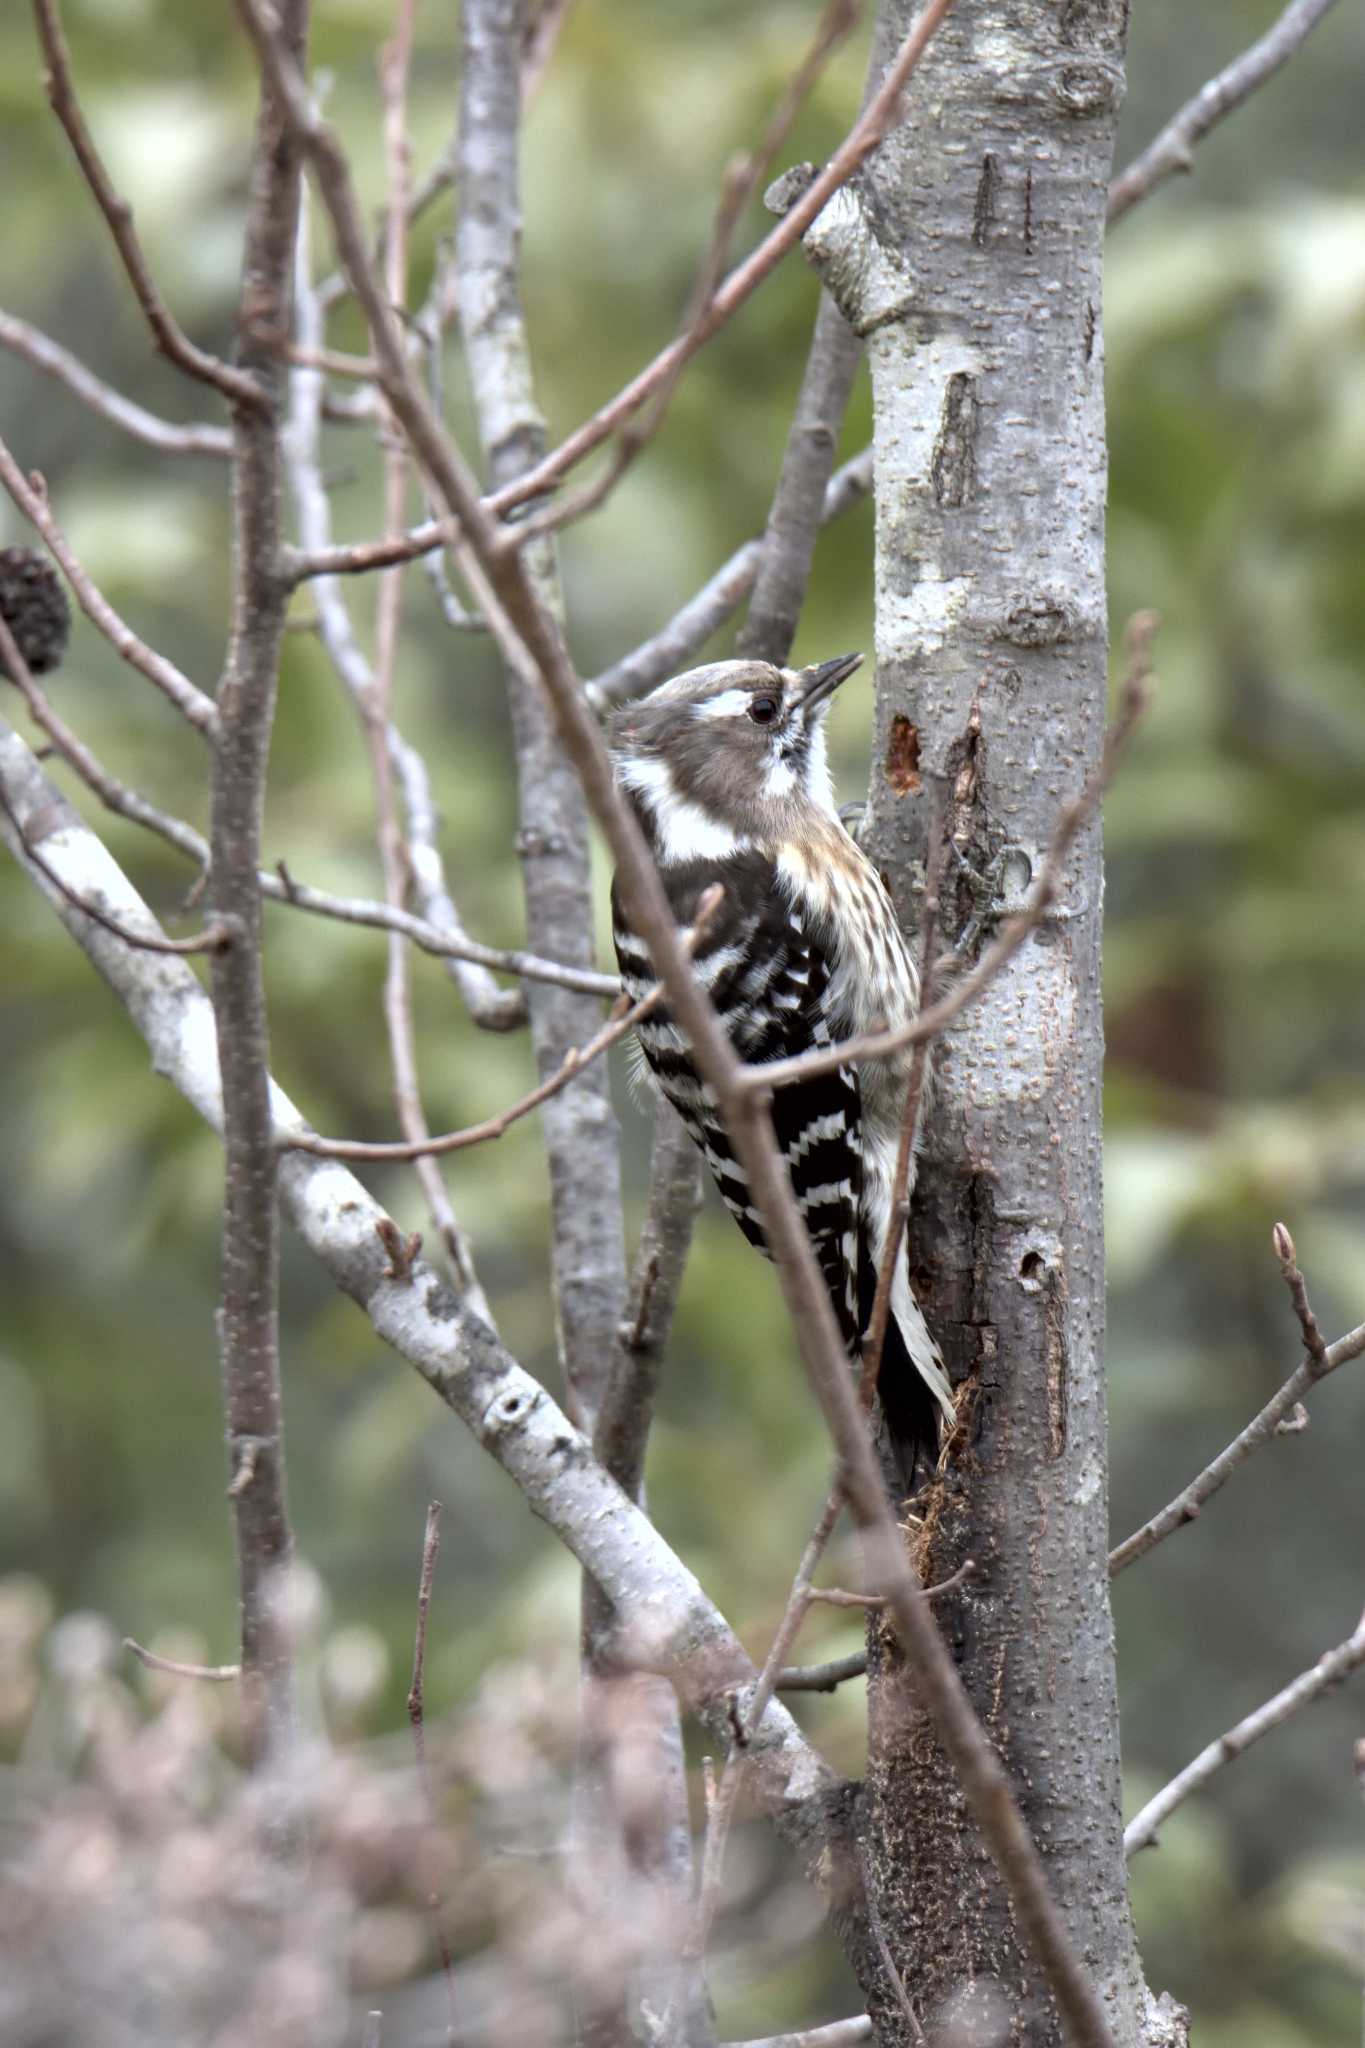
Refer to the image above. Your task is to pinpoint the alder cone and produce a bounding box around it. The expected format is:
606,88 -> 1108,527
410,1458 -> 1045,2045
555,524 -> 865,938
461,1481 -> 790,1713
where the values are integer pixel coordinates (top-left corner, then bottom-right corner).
0,547 -> 70,678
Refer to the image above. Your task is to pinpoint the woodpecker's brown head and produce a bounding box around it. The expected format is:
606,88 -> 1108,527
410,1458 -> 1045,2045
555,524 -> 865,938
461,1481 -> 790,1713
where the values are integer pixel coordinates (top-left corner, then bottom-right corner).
607,653 -> 862,860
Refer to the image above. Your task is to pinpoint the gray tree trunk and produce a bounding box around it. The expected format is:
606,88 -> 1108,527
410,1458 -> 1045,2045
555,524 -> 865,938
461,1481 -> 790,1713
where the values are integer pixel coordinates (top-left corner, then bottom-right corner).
805,3 -> 1152,2040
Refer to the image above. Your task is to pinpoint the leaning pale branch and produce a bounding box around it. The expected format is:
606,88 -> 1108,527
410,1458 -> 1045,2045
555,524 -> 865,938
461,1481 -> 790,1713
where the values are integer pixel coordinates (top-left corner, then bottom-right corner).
1107,0 -> 1342,225
1124,1604 -> 1365,1857
0,713 -> 842,1862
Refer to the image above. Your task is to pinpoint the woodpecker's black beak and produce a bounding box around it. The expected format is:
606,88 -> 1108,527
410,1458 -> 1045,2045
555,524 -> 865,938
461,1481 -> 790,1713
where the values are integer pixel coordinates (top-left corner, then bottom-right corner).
797,651 -> 863,715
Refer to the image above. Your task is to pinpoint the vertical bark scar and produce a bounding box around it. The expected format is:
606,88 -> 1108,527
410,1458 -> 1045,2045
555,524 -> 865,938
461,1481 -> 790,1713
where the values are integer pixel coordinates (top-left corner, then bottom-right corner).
1043,1265 -> 1069,1459
1083,300 -> 1097,363
1023,169 -> 1035,255
972,153 -> 998,247
931,373 -> 980,509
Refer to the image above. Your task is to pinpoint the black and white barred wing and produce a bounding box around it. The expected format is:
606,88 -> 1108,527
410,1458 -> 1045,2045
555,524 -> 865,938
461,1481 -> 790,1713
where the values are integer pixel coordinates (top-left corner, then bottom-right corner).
612,855 -> 863,1354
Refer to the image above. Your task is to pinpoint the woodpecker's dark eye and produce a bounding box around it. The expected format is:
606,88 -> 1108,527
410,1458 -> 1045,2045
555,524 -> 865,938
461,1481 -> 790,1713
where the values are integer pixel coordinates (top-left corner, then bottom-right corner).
748,694 -> 780,726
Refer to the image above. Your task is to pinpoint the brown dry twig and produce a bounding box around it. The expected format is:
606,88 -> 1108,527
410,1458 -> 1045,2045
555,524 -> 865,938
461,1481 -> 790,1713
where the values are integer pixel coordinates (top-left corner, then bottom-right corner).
405,1502 -> 458,2047
484,0 -> 958,522
31,0 -> 264,412
282,885 -> 722,1161
504,0 -> 863,552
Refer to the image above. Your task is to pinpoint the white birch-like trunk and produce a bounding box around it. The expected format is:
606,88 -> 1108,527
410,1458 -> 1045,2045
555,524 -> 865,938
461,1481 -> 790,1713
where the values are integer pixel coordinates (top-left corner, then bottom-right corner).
801,3 -> 1163,2039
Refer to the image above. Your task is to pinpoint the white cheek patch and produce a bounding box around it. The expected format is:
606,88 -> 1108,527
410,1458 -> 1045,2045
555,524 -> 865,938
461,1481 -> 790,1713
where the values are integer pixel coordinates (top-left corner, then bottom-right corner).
764,756 -> 797,799
694,688 -> 757,722
618,753 -> 749,863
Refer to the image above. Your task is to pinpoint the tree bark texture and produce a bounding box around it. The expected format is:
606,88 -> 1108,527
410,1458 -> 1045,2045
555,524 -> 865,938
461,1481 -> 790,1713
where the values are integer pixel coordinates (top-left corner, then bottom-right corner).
805,2 -> 1147,2039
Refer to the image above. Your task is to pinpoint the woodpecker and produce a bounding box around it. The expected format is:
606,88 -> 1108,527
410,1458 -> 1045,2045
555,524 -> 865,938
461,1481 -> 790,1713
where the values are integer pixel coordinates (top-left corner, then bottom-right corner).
607,652 -> 954,1481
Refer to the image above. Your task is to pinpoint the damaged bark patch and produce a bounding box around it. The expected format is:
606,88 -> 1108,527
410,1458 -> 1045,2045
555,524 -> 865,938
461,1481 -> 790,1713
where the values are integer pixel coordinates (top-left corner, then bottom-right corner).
884,714 -> 922,795
972,153 -> 998,246
931,372 -> 979,507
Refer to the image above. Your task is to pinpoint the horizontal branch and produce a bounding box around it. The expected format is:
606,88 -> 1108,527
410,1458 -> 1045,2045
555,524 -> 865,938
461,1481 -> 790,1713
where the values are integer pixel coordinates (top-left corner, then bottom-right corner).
776,1649 -> 867,1694
1107,0 -> 1341,225
0,310 -> 233,457
1124,1604 -> 1365,1856
282,889 -> 718,1160
725,2020 -> 872,2048
266,865 -> 619,994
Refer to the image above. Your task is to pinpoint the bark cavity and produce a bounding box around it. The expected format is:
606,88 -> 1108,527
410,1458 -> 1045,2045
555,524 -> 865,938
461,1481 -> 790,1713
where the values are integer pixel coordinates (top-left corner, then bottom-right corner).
884,714 -> 922,795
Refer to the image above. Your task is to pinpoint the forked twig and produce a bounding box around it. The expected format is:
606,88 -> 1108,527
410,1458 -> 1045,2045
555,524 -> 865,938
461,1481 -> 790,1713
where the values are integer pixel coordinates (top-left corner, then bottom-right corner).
31,0 -> 264,411
283,887 -> 720,1161
1124,1604 -> 1365,1856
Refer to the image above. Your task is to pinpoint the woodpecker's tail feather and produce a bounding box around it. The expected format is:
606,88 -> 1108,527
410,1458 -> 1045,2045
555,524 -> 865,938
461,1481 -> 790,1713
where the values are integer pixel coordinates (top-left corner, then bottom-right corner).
874,1313 -> 942,1497
856,1251 -> 949,1497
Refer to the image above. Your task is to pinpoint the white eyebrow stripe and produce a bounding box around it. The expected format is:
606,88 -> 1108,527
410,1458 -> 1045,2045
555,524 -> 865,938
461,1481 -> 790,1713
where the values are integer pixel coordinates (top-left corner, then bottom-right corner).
694,689 -> 756,721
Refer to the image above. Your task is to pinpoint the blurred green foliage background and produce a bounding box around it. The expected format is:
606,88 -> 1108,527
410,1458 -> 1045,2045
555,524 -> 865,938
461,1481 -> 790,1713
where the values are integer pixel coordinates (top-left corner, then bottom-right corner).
1,2 -> 1363,2041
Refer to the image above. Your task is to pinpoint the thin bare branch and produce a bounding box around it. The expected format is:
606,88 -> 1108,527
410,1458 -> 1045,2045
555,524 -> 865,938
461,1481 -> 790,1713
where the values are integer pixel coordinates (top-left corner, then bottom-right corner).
1271,1221 -> 1331,1370
124,1638 -> 241,1682
520,0 -> 578,103
585,449 -> 872,712
483,0 -> 955,521
1107,0 -> 1341,225
0,309 -> 232,456
265,864 -> 618,993
775,1650 -> 867,1693
0,431 -> 220,735
1109,1295 -> 1365,1578
30,0 -> 264,411
285,205 -> 523,1040
1124,1604 -> 1365,1857
593,1103 -> 704,1495
454,0 -> 627,1425
406,1501 -> 458,2046
207,0 -> 310,1763
284,887 -> 720,1161
723,2019 -> 872,2048
505,0 -> 862,552
745,612 -> 1157,1097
